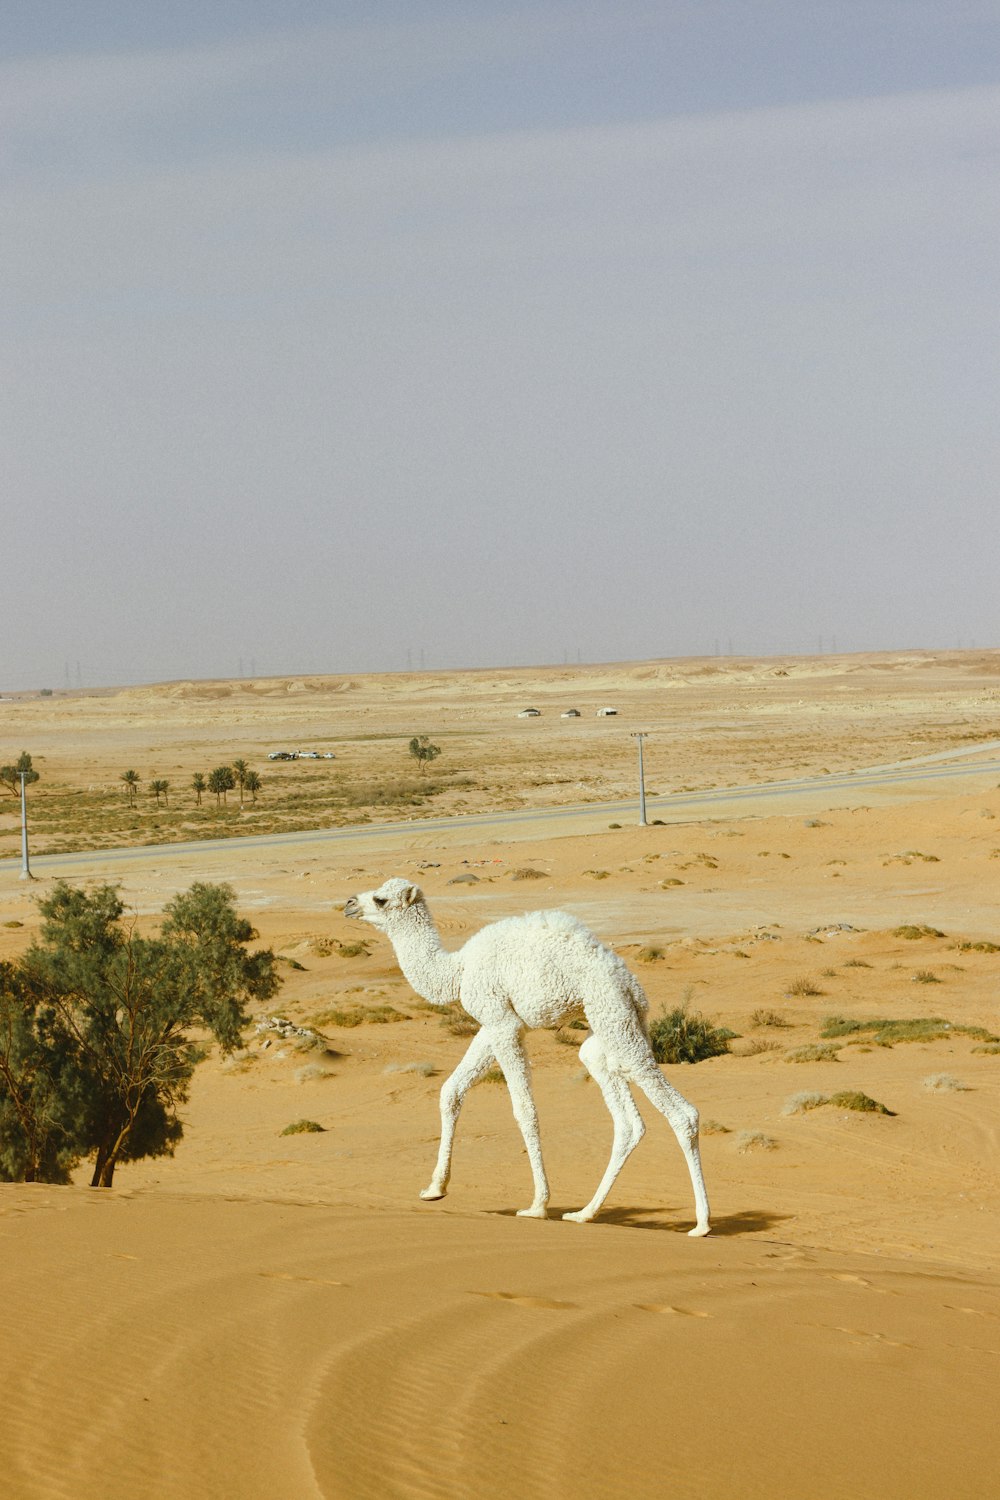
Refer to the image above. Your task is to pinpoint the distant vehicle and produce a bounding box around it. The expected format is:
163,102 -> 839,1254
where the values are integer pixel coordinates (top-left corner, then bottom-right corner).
299,751 -> 320,759
323,752 -> 336,759
561,709 -> 581,718
596,706 -> 618,717
517,708 -> 541,718
267,750 -> 298,760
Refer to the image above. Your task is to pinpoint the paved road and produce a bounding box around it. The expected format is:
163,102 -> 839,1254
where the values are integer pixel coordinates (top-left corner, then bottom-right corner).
5,749 -> 1000,875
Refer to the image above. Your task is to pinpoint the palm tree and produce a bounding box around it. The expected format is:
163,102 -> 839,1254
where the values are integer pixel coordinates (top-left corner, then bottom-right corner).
244,770 -> 262,804
191,773 -> 206,807
232,758 -> 250,808
208,766 -> 236,806
150,779 -> 169,807
121,770 -> 140,807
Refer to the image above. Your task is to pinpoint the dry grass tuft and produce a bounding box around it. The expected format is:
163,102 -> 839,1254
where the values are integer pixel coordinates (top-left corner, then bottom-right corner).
751,1008 -> 790,1029
735,1131 -> 777,1153
782,1091 -> 829,1114
784,1043 -> 841,1063
785,977 -> 824,997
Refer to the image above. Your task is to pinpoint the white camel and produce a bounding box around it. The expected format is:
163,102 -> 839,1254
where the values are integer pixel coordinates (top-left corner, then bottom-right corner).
343,877 -> 711,1235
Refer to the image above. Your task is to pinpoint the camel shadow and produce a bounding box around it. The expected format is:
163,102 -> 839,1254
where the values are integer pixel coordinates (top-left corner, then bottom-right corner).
541,1205 -> 793,1236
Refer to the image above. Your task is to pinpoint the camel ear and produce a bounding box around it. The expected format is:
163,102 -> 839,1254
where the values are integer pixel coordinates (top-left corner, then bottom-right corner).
404,883 -> 422,906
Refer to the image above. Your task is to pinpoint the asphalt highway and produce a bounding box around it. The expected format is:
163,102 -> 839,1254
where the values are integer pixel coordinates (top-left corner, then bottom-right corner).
5,748 -> 1000,874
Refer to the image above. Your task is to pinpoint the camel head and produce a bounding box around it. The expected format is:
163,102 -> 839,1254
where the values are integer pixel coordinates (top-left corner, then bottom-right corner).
344,876 -> 424,930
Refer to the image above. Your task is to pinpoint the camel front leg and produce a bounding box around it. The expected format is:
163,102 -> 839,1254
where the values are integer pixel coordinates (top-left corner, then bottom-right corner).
489,1029 -> 550,1219
420,1028 -> 495,1202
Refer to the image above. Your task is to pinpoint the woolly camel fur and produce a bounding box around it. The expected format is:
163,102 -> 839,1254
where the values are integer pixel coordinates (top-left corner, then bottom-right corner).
344,878 -> 711,1234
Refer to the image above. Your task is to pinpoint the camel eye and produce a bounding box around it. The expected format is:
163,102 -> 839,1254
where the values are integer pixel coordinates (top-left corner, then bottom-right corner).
373,896 -> 387,909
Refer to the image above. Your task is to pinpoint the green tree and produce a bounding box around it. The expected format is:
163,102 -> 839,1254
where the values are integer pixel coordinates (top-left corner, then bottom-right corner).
15,881 -> 280,1187
408,736 -> 441,774
1,752 -> 40,796
207,766 -> 236,806
0,962 -> 77,1183
244,770 -> 262,804
121,769 -> 140,807
150,779 -> 170,807
191,773 -> 206,807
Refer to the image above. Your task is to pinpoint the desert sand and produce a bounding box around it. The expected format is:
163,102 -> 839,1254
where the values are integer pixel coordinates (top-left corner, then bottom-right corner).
1,652 -> 999,1499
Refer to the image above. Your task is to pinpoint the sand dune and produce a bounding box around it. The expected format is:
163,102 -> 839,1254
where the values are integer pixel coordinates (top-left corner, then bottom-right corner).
2,653 -> 999,1497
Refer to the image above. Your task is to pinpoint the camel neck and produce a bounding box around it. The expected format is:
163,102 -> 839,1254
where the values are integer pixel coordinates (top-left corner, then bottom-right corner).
385,905 -> 461,1005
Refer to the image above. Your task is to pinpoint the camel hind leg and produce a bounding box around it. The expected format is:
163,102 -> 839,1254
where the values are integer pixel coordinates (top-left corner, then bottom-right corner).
627,1057 -> 711,1236
563,1035 -> 645,1223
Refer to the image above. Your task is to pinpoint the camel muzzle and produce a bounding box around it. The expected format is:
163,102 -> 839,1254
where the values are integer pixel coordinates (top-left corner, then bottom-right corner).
343,896 -> 361,919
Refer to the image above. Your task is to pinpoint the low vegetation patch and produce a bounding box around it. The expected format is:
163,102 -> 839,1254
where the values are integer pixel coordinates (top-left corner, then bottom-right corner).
892,924 -> 945,940
635,945 -> 665,964
511,868 -> 547,881
828,1090 -> 895,1115
821,1016 -> 998,1047
922,1073 -> 969,1092
912,970 -> 941,984
314,1003 -> 407,1028
951,940 -> 1000,953
648,1004 -> 736,1065
280,1119 -> 325,1135
784,1043 -> 841,1063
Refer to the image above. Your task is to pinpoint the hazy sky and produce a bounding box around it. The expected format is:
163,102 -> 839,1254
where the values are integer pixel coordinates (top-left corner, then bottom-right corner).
3,2 -> 998,689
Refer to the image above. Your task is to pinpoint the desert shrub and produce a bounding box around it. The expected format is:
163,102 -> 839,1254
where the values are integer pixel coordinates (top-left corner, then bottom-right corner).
735,1131 -> 776,1153
636,945 -> 665,963
554,1026 -> 585,1047
584,869 -> 611,880
842,959 -> 872,968
972,1043 -> 1000,1055
751,1008 -> 790,1029
784,1043 -> 841,1063
280,1118 -> 325,1135
782,1091 -> 829,1115
436,1003 -> 478,1037
334,940 -> 370,959
922,1073 -> 969,1091
952,941 -> 1000,953
294,1062 -> 335,1083
786,977 -> 824,997
699,1119 -> 730,1135
660,878 -> 684,888
739,1038 -> 782,1056
892,924 -> 945,940
828,1090 -> 895,1115
383,1061 -> 435,1077
511,868 -> 546,881
648,1005 -> 735,1065
912,970 -> 940,984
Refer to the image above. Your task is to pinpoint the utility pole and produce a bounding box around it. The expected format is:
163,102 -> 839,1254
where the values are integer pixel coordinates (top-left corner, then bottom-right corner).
19,771 -> 34,880
633,733 -> 648,827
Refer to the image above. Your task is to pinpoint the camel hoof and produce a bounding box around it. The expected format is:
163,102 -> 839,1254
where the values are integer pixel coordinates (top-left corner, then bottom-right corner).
516,1206 -> 548,1219
688,1223 -> 711,1238
562,1210 -> 593,1224
420,1187 -> 446,1201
